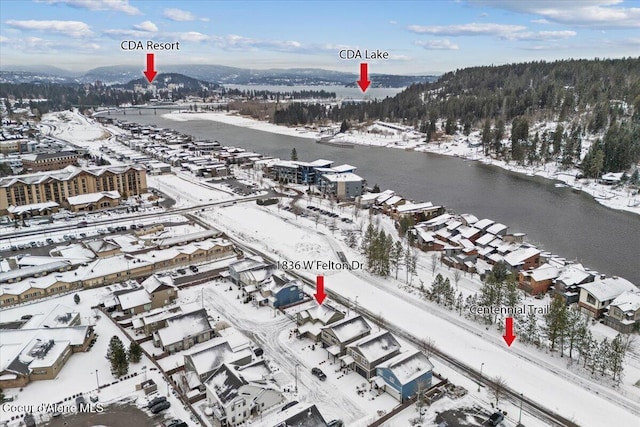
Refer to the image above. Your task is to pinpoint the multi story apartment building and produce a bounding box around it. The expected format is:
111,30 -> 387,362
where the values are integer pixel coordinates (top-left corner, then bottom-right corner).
0,164 -> 147,213
21,152 -> 79,172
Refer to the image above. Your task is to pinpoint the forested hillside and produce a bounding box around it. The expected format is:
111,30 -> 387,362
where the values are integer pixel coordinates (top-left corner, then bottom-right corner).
273,57 -> 640,174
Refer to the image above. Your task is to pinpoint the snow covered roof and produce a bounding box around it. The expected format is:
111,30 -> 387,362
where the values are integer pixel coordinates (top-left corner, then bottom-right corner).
375,190 -> 396,203
204,364 -> 246,405
521,264 -> 560,282
580,277 -> 638,302
157,309 -> 211,346
7,201 -> 59,215
333,164 -> 356,173
395,202 -> 435,213
474,218 -> 495,230
67,191 -> 120,206
141,274 -> 175,294
116,287 -> 151,310
486,223 -> 508,235
321,172 -> 364,183
0,164 -> 145,188
348,330 -> 400,363
460,213 -> 479,225
324,315 -> 371,343
556,264 -> 592,286
609,291 -> 640,313
185,339 -> 235,376
0,260 -> 71,284
261,402 -> 327,427
475,233 -> 495,246
503,247 -> 541,267
377,350 -> 434,385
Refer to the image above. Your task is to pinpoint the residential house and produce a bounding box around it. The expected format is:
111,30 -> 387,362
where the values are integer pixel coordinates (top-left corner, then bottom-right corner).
604,291 -> 640,333
345,330 -> 401,379
114,287 -> 152,315
502,247 -> 541,272
141,274 -> 178,309
578,276 -> 638,317
254,402 -> 327,427
183,338 -> 253,388
154,308 -> 215,353
553,264 -> 594,304
259,275 -> 304,308
295,303 -> 345,341
373,350 -> 434,402
228,258 -> 273,288
320,315 -> 371,358
205,364 -> 285,426
519,264 -> 560,295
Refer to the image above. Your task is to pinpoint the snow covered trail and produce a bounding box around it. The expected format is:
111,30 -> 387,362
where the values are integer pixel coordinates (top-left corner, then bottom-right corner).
201,289 -> 367,424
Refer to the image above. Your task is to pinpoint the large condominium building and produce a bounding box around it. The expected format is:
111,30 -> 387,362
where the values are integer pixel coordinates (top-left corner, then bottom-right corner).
21,151 -> 79,172
0,164 -> 147,213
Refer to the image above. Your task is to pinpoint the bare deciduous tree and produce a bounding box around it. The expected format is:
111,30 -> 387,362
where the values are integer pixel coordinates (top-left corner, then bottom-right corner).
419,337 -> 437,358
492,376 -> 507,407
431,253 -> 439,275
453,269 -> 462,288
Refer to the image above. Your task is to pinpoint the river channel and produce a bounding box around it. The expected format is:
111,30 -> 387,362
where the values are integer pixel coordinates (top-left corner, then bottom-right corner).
107,110 -> 640,284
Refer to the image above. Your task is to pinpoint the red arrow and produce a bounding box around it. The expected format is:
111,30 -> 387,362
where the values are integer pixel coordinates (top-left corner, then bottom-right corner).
143,53 -> 157,83
503,317 -> 516,347
314,275 -> 327,305
357,62 -> 370,93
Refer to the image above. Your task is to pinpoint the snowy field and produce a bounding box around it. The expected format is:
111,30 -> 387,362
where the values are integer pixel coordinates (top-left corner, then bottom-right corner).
147,173 -> 235,207
163,110 -> 319,139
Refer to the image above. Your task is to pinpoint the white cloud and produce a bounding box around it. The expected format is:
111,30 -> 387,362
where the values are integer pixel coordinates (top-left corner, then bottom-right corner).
5,20 -> 93,38
212,34 -> 303,52
0,35 -> 101,53
415,39 -> 460,50
0,36 -> 7,43
36,0 -> 141,15
502,30 -> 577,41
469,0 -> 640,28
133,21 -> 158,33
408,22 -> 526,37
531,18 -> 551,24
175,32 -> 209,42
389,20 -> 398,25
163,8 -> 208,22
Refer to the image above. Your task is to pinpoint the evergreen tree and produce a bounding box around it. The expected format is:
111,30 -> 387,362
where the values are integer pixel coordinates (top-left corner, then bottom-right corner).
290,147 -> 298,161
390,241 -> 404,280
371,184 -> 381,193
107,336 -> 129,377
481,119 -> 492,154
445,116 -> 456,135
74,293 -> 80,304
544,295 -> 568,352
128,341 -> 143,363
339,119 -> 349,133
522,310 -> 540,347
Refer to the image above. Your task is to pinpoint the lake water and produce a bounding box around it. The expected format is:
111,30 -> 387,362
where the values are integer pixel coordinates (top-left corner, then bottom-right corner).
108,110 -> 640,284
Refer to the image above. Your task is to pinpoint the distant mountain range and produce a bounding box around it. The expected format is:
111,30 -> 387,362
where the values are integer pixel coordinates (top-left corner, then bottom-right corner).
0,64 -> 438,87
114,73 -> 219,91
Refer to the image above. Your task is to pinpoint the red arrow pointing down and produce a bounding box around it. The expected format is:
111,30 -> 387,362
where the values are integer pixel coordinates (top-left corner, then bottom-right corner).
503,317 -> 516,347
143,53 -> 157,83
314,275 -> 327,305
357,62 -> 370,93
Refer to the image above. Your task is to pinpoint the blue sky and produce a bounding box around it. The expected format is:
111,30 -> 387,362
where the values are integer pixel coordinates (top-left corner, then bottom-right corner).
1,0 -> 639,73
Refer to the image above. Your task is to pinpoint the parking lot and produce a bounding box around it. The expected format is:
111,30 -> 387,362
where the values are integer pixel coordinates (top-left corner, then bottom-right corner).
43,401 -> 159,427
211,177 -> 259,196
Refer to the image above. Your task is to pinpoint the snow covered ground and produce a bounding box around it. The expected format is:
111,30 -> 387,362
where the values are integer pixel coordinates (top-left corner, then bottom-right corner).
152,183 -> 640,425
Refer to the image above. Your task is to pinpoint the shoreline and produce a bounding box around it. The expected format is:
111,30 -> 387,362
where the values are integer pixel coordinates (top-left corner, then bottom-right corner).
162,110 -> 640,217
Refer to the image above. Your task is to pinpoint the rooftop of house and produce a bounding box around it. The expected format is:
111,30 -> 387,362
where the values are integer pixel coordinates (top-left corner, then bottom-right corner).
348,330 -> 400,362
377,350 -> 434,385
156,309 -> 211,346
580,277 -> 638,302
67,191 -> 120,206
205,363 -> 247,405
324,315 -> 371,343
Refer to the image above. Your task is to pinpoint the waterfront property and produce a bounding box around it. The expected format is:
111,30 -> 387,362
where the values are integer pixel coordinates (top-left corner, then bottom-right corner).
603,291 -> 640,333
578,276 -> 638,317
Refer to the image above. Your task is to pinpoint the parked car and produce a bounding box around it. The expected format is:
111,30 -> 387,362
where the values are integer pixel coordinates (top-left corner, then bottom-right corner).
281,400 -> 299,411
176,268 -> 186,275
164,420 -> 188,427
150,400 -> 171,414
488,412 -> 504,426
311,367 -> 326,381
189,265 -> 199,273
253,347 -> 264,357
328,420 -> 345,427
147,395 -> 167,409
46,238 -> 54,245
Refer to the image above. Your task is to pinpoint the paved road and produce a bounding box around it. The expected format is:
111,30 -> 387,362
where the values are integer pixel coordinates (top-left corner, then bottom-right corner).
43,402 -> 160,427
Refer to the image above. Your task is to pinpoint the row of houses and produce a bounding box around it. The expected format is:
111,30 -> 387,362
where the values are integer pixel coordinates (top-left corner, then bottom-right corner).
0,234 -> 235,307
402,206 -> 640,333
294,303 -> 434,403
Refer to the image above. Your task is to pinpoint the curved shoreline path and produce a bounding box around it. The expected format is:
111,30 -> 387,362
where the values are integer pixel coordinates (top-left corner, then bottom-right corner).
105,110 -> 640,285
